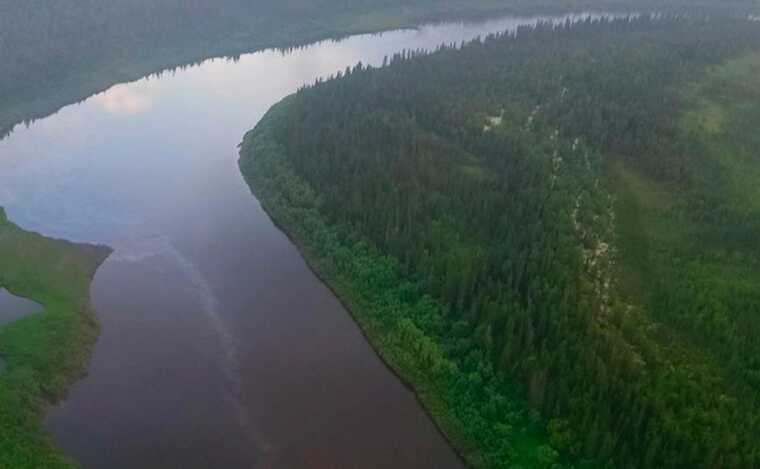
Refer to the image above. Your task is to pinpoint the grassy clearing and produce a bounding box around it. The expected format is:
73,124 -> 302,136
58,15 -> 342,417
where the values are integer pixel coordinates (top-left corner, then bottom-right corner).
678,54 -> 760,255
0,208 -> 110,468
685,54 -> 760,214
610,52 -> 760,408
613,51 -> 760,289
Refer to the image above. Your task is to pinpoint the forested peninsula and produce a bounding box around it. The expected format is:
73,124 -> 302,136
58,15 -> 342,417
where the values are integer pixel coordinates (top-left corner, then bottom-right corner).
240,15 -> 760,468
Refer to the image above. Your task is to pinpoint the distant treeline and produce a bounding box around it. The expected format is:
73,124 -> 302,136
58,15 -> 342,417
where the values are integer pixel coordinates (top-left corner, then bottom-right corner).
1,0 -> 758,138
241,14 -> 760,468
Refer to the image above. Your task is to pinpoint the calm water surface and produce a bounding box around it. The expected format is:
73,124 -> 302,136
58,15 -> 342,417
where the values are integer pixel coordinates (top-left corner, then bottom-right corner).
0,13 -> 608,469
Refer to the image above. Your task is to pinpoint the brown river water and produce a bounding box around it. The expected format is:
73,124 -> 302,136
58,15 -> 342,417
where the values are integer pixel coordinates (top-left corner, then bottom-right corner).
0,13 -> 609,468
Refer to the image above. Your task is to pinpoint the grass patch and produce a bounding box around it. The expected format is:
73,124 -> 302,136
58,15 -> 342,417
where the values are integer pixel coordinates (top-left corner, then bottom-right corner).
682,53 -> 760,214
0,208 -> 110,468
609,51 -> 760,417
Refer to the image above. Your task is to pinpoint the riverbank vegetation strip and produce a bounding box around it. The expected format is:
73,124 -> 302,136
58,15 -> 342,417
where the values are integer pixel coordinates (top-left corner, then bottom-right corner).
240,15 -> 760,468
0,209 -> 111,468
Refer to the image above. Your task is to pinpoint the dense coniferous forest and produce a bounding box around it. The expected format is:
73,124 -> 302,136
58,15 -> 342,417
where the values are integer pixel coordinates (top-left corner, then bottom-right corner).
241,15 -> 760,468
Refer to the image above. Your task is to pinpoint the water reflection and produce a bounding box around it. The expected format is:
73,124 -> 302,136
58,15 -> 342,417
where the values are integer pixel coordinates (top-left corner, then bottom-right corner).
0,12 -> 614,245
95,83 -> 155,115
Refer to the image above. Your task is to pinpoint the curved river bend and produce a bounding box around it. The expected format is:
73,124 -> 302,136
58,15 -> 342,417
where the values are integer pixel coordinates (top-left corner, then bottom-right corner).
0,13 -> 606,469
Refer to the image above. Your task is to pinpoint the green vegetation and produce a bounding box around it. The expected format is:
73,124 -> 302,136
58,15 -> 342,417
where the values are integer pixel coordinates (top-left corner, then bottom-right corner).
2,0 -> 757,139
241,103 -> 560,468
612,50 -> 760,438
240,15 -> 760,468
0,209 -> 111,468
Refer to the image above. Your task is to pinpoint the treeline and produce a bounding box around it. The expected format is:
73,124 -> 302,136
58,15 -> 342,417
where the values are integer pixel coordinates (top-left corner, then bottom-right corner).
2,1 -> 758,138
1,0 -> 490,137
0,0 -> 609,135
1,0 -> 387,97
241,15 -> 760,468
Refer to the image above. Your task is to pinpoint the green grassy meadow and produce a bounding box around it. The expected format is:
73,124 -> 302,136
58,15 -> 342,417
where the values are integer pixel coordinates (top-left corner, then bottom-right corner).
0,209 -> 110,468
610,52 -> 760,420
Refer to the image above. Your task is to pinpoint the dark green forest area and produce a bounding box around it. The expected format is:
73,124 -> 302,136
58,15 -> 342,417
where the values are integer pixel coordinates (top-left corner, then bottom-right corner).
241,15 -> 760,468
1,0 -> 757,139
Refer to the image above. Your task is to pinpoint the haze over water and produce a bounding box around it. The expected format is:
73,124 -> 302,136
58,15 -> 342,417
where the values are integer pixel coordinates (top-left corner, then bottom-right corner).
0,13 -> 609,468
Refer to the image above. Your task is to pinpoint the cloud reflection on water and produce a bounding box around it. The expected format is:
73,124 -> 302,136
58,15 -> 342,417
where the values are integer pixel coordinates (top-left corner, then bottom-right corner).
94,83 -> 155,115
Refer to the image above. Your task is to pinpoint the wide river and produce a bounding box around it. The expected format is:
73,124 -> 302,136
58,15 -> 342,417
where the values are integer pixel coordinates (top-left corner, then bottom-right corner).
0,12 -> 606,469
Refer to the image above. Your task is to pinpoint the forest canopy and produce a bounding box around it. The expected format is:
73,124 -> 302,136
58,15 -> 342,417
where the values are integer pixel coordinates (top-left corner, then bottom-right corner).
241,14 -> 760,468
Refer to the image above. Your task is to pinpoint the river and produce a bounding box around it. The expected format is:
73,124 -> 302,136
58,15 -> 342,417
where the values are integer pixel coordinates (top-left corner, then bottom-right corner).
0,12 -> 608,469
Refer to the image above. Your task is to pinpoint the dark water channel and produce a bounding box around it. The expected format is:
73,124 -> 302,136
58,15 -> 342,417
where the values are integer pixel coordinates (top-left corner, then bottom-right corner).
0,13 -> 608,468
0,288 -> 42,372
0,288 -> 41,327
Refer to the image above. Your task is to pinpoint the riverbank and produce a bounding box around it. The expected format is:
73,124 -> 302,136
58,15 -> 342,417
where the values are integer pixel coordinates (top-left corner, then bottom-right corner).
0,208 -> 111,468
239,100 -> 554,469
